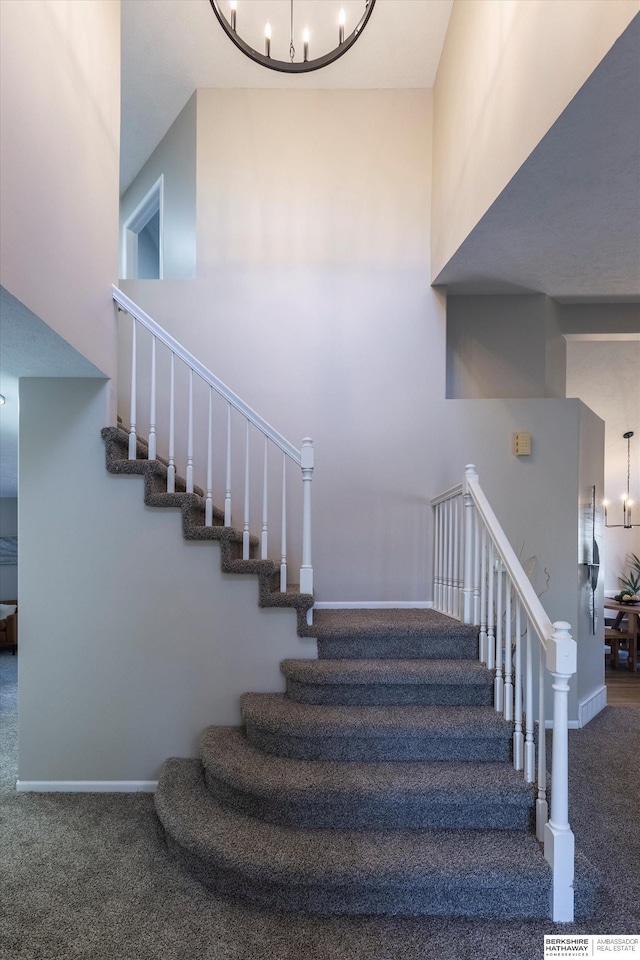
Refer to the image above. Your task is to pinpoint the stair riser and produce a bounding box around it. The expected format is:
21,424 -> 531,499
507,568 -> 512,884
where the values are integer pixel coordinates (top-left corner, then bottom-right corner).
286,679 -> 493,706
164,834 -> 559,919
245,723 -> 512,762
204,773 -> 533,831
317,638 -> 479,660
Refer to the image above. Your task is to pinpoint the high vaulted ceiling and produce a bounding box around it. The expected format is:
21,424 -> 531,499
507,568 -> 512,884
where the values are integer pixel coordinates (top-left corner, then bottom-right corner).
121,0 -> 454,190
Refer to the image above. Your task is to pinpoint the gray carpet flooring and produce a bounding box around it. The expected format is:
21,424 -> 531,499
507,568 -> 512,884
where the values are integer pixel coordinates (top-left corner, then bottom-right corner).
1,650 -> 639,959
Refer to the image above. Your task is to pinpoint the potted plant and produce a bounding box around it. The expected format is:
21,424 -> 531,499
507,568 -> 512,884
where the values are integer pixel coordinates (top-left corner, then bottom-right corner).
615,552 -> 640,604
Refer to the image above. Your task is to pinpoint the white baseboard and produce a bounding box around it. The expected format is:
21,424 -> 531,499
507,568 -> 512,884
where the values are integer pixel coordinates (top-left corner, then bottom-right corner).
16,780 -> 158,793
577,685 -> 607,727
314,601 -> 434,610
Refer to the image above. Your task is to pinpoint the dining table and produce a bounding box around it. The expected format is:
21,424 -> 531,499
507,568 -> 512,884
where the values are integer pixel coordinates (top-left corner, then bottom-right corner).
604,598 -> 639,672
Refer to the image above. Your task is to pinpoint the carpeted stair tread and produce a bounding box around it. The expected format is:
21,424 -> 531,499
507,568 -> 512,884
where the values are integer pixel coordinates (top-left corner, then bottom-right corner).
241,693 -> 511,761
155,757 -> 562,918
200,726 -> 533,830
307,610 -> 479,659
307,608 -> 477,638
101,426 -> 314,631
281,658 -> 493,705
281,658 -> 490,685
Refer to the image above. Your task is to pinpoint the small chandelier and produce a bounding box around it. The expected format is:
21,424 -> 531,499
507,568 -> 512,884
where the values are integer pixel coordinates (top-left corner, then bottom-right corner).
209,0 -> 377,74
604,431 -> 638,529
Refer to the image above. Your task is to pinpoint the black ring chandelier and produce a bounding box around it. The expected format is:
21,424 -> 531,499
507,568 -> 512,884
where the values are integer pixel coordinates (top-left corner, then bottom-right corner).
209,0 -> 377,74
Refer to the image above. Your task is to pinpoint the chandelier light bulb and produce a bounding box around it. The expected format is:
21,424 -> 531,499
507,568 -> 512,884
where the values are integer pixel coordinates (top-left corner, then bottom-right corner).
264,21 -> 271,56
339,7 -> 346,43
303,25 -> 310,61
230,0 -> 236,30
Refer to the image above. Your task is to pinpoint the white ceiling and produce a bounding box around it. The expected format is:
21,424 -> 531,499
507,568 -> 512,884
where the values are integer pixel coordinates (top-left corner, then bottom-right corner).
121,0 -> 454,190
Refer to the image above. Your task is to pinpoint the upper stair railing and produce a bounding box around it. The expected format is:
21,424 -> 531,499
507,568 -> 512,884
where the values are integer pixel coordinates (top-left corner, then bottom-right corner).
112,286 -> 314,617
431,465 -> 577,923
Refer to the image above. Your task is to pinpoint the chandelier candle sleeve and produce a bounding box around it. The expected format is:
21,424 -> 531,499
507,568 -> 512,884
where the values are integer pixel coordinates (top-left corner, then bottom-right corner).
230,0 -> 236,31
264,22 -> 271,57
339,7 -> 345,44
303,26 -> 309,62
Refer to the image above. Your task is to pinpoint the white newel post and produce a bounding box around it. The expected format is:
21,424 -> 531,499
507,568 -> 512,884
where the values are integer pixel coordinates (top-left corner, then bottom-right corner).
128,318 -> 137,459
280,453 -> 287,593
148,336 -> 157,461
186,368 -> 194,494
462,465 -> 477,624
544,621 -> 577,923
205,387 -> 213,527
300,438 -> 314,623
167,353 -> 176,493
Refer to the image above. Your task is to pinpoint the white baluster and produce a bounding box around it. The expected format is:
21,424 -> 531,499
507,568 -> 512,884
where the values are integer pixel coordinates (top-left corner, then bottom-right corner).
129,318 -> 137,459
451,497 -> 460,618
186,368 -> 194,494
261,436 -> 268,560
148,335 -> 157,461
473,509 -> 481,626
224,403 -> 231,527
524,618 -> 535,783
486,539 -> 495,670
433,503 -> 441,612
462,467 -> 475,624
300,438 -> 314,625
205,386 -> 213,527
243,419 -> 250,560
446,499 -> 453,615
503,576 -> 513,721
494,557 -> 504,713
280,453 -> 287,593
167,352 -> 176,493
479,525 -> 487,664
537,644 -> 548,842
544,621 -> 577,923
513,598 -> 524,770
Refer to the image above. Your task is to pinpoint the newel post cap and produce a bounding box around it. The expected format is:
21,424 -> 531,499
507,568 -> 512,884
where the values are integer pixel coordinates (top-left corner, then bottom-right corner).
546,621 -> 577,676
301,437 -> 314,470
464,464 -> 478,494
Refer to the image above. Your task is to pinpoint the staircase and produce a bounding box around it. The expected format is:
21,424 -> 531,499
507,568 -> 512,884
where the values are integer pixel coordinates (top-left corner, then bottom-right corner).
102,426 -> 598,922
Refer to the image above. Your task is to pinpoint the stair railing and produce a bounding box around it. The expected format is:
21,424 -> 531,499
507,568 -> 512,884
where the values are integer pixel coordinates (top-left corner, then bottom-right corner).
431,465 -> 577,924
112,286 -> 314,615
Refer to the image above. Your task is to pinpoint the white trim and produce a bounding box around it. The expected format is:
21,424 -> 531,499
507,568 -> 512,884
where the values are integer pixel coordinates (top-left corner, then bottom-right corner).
16,780 -> 158,793
121,175 -> 164,280
314,601 -> 434,610
577,685 -> 607,727
430,484 -> 463,506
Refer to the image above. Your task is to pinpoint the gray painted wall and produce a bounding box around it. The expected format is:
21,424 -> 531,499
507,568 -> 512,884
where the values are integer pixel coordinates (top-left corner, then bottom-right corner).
18,378 -> 311,782
446,295 -> 566,400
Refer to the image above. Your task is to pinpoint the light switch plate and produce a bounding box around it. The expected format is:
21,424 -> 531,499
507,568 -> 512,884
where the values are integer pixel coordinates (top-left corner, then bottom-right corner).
513,432 -> 531,456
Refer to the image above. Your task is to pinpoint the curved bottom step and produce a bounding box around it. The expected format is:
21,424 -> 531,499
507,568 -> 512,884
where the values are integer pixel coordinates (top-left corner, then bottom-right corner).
156,758 -> 599,920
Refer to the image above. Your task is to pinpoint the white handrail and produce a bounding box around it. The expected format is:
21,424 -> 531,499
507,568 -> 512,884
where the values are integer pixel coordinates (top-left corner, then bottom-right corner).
464,468 -> 554,649
430,464 -> 577,923
112,285 -> 301,466
114,286 -> 314,612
